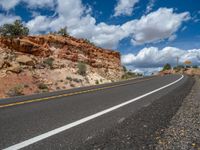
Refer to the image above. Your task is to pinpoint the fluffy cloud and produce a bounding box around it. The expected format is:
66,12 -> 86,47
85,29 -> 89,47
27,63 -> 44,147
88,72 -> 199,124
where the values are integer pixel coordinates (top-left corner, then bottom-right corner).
23,0 -> 56,8
26,0 -> 127,49
145,0 -> 156,14
114,0 -> 139,16
122,47 -> 200,74
123,8 -> 190,45
0,0 -> 55,10
0,0 -> 20,10
0,14 -> 21,26
26,16 -> 52,33
0,0 -> 191,49
122,47 -> 200,71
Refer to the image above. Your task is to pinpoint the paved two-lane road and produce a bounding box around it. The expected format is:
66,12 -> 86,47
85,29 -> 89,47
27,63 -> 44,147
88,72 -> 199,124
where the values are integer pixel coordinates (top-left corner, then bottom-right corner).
0,75 -> 189,149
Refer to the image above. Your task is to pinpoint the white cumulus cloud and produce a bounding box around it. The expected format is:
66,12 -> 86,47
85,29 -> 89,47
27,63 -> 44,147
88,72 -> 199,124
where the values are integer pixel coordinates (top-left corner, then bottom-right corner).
122,47 -> 200,68
114,0 -> 139,16
0,14 -> 21,26
0,0 -> 191,49
122,47 -> 200,74
123,8 -> 190,45
0,0 -> 20,10
0,0 -> 55,10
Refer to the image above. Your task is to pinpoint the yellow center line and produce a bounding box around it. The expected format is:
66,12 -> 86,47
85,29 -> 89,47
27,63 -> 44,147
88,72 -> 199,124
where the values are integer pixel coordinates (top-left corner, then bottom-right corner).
0,77 -> 155,109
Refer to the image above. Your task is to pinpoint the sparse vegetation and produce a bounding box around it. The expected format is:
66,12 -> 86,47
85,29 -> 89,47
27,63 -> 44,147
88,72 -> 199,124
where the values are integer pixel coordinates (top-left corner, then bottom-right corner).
84,39 -> 95,46
73,78 -> 81,83
7,85 -> 24,97
0,20 -> 29,37
123,66 -> 127,72
43,58 -> 54,69
77,62 -> 87,76
173,65 -> 185,72
192,65 -> 198,68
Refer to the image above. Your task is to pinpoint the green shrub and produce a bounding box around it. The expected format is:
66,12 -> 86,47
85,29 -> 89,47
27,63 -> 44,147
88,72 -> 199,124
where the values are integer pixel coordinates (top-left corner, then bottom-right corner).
43,58 -> 54,69
95,80 -> 99,85
84,39 -> 95,46
123,66 -> 127,72
73,78 -> 81,83
66,76 -> 72,81
37,83 -> 48,90
77,62 -> 86,76
0,20 -> 29,37
192,65 -> 198,68
7,85 -> 24,97
57,27 -> 68,37
122,71 -> 137,79
163,63 -> 171,71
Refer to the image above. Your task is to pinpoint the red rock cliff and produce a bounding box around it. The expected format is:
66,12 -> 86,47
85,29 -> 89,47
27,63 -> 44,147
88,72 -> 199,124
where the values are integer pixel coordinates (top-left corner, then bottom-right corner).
0,35 -> 123,79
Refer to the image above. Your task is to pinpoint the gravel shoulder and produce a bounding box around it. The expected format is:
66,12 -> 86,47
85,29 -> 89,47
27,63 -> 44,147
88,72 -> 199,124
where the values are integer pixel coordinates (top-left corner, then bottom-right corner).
156,76 -> 200,150
76,76 -> 195,150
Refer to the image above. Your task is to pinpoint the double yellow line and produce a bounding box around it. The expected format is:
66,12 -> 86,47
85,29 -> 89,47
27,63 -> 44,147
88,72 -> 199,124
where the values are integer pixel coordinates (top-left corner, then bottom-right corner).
0,77 -> 155,109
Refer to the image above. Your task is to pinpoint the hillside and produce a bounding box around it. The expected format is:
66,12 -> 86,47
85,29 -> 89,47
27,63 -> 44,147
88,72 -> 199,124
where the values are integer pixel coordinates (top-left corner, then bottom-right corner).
159,68 -> 200,76
0,35 -> 124,98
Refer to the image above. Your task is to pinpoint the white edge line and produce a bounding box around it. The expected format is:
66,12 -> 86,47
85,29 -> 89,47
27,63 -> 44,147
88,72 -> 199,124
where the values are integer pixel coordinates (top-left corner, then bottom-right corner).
3,75 -> 184,150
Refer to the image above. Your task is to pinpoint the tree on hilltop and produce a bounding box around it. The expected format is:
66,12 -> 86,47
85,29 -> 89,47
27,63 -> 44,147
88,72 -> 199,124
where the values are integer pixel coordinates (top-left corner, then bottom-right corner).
0,20 -> 29,37
57,27 -> 68,37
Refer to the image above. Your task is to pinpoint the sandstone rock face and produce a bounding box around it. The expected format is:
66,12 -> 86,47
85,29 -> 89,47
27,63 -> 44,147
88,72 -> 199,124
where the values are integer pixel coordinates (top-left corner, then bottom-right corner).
16,55 -> 35,66
7,63 -> 21,73
0,35 -> 123,79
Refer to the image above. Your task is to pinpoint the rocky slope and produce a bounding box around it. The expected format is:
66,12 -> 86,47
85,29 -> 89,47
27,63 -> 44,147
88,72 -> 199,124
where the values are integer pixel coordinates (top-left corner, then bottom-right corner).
159,68 -> 200,76
0,35 -> 124,98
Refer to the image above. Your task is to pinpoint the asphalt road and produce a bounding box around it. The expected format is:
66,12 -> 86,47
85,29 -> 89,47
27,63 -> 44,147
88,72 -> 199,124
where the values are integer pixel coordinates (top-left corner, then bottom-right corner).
0,74 -> 190,150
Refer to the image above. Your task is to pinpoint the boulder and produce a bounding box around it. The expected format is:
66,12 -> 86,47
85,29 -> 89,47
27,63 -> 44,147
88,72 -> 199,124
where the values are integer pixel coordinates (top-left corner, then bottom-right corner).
16,55 -> 35,66
7,63 -> 22,73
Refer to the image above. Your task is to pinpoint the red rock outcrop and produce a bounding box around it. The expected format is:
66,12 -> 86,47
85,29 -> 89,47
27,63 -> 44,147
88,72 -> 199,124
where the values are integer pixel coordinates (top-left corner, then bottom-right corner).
0,35 -> 123,79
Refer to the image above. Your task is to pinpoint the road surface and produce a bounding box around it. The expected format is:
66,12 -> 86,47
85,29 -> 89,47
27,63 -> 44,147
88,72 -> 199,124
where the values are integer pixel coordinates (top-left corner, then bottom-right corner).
0,75 -> 190,149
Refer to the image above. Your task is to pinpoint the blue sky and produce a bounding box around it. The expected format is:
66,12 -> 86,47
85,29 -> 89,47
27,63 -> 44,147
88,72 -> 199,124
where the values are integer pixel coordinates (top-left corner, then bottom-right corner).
0,0 -> 200,74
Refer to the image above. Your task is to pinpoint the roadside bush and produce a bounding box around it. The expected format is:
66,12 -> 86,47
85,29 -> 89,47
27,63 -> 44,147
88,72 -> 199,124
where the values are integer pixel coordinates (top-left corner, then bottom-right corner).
73,78 -> 81,83
37,83 -> 48,90
123,66 -> 127,72
122,71 -> 137,80
95,80 -> 99,85
66,76 -> 72,81
7,85 -> 24,97
77,62 -> 87,76
192,65 -> 198,68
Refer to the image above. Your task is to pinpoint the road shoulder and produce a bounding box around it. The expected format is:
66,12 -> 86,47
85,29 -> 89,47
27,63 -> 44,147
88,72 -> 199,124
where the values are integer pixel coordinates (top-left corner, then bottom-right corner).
156,76 -> 200,150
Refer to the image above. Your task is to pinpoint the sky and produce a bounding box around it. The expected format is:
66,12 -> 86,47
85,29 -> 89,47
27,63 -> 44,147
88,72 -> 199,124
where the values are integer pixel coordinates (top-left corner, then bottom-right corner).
0,0 -> 200,75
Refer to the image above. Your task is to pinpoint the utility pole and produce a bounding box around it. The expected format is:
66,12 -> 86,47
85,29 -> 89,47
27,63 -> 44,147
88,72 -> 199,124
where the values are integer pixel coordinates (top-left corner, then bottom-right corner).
176,56 -> 179,67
